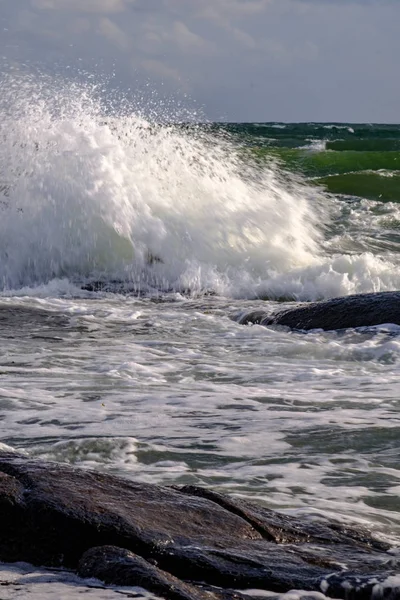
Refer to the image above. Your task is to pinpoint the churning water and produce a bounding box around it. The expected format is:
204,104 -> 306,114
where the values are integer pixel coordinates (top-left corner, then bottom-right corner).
1,74 -> 400,597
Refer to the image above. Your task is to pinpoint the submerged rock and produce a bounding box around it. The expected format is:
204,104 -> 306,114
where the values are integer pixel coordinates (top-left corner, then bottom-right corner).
0,451 -> 399,599
238,291 -> 400,331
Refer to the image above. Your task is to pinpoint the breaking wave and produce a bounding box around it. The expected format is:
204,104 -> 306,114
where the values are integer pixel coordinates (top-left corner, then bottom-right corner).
0,73 -> 399,299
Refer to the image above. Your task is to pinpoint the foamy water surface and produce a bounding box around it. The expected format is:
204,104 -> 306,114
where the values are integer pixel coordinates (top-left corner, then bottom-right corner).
1,74 -> 400,598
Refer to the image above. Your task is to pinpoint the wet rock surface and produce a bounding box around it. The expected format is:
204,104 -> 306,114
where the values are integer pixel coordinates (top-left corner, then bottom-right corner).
238,291 -> 400,331
0,451 -> 399,600
78,545 -> 223,600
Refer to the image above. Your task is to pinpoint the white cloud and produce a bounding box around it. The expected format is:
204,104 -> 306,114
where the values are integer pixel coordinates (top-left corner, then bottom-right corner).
172,21 -> 212,54
1,0 -> 399,121
228,27 -> 257,49
166,0 -> 272,20
141,58 -> 183,84
31,0 -> 131,13
98,17 -> 131,50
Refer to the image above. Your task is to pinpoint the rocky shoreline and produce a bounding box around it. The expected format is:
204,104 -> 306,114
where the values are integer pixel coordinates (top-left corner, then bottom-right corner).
238,291 -> 400,331
1,451 -> 399,600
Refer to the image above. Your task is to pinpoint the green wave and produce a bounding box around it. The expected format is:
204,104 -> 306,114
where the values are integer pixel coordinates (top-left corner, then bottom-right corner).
213,124 -> 400,154
326,139 -> 400,152
252,148 -> 400,177
316,172 -> 400,202
218,123 -> 400,141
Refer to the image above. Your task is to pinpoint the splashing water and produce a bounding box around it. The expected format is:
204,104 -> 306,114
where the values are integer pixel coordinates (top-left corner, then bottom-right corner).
0,73 -> 399,299
0,73 -> 327,295
1,74 -> 400,561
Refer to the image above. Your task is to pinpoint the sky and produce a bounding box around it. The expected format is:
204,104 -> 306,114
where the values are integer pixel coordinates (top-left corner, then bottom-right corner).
1,0 -> 399,122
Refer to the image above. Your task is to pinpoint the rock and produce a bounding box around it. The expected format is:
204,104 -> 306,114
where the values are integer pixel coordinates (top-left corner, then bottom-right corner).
238,291 -> 400,331
0,451 -> 398,599
78,545 -> 220,600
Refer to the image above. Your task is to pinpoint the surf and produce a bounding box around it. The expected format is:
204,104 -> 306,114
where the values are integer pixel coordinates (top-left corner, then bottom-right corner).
0,73 -> 399,300
0,73 -> 326,293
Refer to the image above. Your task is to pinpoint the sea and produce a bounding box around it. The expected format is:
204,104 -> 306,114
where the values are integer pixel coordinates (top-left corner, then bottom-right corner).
0,75 -> 400,598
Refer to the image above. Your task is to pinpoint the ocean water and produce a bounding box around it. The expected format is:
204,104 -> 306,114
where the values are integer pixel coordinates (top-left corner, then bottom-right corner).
1,74 -> 400,597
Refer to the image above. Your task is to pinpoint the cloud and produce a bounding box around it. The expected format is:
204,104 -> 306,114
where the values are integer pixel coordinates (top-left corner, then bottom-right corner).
98,17 -> 131,50
1,0 -> 399,121
141,58 -> 182,84
171,21 -> 213,54
31,0 -> 131,13
195,0 -> 271,20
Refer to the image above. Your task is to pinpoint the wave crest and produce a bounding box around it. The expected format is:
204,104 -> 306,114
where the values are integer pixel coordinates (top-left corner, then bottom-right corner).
0,73 -> 326,295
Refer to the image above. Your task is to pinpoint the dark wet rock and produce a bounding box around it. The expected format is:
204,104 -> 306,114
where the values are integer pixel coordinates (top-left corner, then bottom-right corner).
0,451 -> 399,600
0,450 -> 260,568
79,545 -> 220,600
238,291 -> 400,331
176,486 -> 389,550
80,279 -> 139,293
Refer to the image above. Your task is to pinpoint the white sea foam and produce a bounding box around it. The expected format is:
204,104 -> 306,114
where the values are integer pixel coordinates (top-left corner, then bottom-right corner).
0,73 -> 327,295
300,139 -> 327,152
0,73 -> 400,302
322,124 -> 355,133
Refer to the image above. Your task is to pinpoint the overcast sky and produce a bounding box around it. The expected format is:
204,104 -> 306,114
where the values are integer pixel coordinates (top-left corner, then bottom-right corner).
1,0 -> 399,122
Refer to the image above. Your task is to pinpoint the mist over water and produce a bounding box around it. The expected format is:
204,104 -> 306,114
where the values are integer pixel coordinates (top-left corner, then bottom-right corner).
3,73 -> 398,299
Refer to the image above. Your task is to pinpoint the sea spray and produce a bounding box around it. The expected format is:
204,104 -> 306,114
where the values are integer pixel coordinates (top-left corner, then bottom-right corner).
0,73 -> 325,294
0,73 -> 399,299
